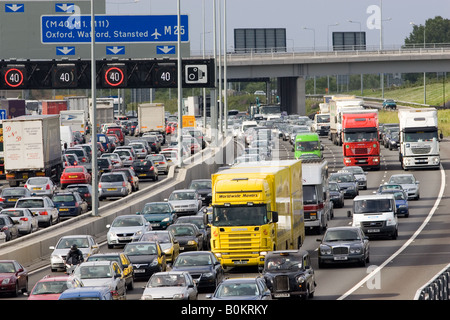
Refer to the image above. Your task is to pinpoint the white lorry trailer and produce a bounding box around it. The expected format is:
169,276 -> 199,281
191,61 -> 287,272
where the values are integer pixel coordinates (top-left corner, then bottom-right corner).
328,96 -> 364,146
302,158 -> 333,234
137,103 -> 165,136
3,115 -> 63,187
60,110 -> 87,135
398,108 -> 442,170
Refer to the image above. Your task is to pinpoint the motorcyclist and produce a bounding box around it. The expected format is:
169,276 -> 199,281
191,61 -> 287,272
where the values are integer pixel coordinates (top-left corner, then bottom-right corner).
65,244 -> 84,266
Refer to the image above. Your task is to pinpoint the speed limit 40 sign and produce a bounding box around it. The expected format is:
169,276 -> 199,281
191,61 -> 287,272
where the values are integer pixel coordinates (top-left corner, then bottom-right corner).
102,64 -> 127,88
1,65 -> 26,88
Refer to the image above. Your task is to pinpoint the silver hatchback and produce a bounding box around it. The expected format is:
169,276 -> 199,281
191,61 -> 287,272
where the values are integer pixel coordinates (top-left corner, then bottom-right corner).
98,172 -> 132,200
24,177 -> 57,197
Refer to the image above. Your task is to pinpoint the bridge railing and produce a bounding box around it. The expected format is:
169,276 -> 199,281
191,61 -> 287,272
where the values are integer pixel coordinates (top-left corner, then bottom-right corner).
414,263 -> 450,300
193,43 -> 450,61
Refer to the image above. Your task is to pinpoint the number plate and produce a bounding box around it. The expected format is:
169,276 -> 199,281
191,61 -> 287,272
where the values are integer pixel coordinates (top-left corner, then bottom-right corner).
367,229 -> 380,233
33,187 -> 42,190
274,293 -> 290,298
59,208 -> 69,211
151,223 -> 160,227
334,256 -> 348,261
8,199 -> 17,202
233,261 -> 248,265
134,269 -> 145,273
139,174 -> 147,177
107,188 -> 117,191
69,175 -> 77,178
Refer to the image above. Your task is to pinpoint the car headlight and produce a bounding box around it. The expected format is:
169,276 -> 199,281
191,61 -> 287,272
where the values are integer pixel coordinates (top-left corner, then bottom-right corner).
173,293 -> 185,300
150,259 -> 158,267
162,217 -> 170,222
141,295 -> 153,300
350,247 -> 362,254
320,247 -> 332,255
203,272 -> 214,278
296,275 -> 306,284
189,204 -> 197,208
347,186 -> 355,190
1,278 -> 11,285
188,240 -> 197,246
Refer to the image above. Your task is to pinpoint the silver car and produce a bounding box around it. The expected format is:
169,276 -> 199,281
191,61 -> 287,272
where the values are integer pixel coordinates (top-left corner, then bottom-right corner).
338,166 -> 367,190
98,172 -> 132,200
113,149 -> 135,167
49,235 -> 100,272
15,196 -> 59,227
141,271 -> 198,300
73,260 -> 127,300
166,189 -> 203,216
106,214 -> 151,248
129,142 -> 149,159
388,174 -> 420,200
146,154 -> 169,175
0,208 -> 39,235
101,153 -> 123,168
24,177 -> 57,197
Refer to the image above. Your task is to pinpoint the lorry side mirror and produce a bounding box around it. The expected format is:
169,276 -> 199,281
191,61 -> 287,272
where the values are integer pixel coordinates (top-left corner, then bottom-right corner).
272,211 -> 278,223
347,210 -> 352,218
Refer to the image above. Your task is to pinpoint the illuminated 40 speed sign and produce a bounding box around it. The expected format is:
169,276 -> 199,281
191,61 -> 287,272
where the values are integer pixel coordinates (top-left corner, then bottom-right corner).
1,65 -> 26,89
102,64 -> 127,88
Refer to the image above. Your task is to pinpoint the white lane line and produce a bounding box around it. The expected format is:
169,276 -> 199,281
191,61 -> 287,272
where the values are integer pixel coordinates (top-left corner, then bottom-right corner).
337,164 -> 446,300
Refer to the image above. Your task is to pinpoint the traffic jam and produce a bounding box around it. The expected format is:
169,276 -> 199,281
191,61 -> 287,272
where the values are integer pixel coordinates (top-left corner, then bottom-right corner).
0,95 -> 436,301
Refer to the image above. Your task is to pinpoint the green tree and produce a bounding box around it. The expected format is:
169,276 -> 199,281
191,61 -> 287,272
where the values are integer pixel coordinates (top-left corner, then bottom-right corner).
405,16 -> 450,47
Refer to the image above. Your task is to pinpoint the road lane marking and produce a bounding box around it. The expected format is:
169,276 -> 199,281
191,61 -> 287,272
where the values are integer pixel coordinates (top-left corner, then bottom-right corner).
337,164 -> 446,300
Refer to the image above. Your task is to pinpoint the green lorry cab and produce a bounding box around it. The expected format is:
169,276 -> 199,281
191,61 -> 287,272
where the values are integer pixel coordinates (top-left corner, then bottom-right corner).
294,132 -> 323,160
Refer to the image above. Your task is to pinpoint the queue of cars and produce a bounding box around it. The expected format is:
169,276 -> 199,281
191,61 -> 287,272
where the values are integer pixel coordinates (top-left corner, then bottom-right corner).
0,112 -> 425,301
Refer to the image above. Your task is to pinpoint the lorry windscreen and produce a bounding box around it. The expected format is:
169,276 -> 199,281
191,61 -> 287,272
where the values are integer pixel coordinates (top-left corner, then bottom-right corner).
403,129 -> 438,142
303,185 -> 318,205
212,205 -> 268,227
344,131 -> 378,142
354,199 -> 393,213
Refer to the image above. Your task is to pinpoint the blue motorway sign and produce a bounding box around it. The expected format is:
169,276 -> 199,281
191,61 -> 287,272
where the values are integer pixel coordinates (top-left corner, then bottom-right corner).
5,3 -> 25,12
0,109 -> 6,120
41,15 -> 189,44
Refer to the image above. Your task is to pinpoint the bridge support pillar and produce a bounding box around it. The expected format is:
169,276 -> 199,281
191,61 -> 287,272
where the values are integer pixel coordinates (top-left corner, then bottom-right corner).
278,76 -> 306,115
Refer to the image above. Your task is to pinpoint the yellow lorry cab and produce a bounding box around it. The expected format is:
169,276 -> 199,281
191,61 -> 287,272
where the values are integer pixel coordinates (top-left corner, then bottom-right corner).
208,160 -> 304,270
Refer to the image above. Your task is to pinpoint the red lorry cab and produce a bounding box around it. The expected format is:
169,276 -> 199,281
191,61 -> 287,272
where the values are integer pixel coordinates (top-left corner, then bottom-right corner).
342,111 -> 380,170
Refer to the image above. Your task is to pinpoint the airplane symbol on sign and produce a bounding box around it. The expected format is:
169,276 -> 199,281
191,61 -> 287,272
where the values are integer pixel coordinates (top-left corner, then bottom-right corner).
151,29 -> 161,40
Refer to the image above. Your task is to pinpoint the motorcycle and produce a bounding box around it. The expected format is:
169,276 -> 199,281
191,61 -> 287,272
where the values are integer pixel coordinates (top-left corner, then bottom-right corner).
64,256 -> 81,274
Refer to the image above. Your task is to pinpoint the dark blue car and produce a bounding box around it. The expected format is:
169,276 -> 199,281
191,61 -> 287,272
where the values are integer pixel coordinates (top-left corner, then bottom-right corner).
380,189 -> 409,217
52,191 -> 88,219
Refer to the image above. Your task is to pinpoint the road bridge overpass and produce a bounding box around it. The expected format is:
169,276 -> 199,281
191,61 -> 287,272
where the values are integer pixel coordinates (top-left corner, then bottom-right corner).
208,48 -> 450,115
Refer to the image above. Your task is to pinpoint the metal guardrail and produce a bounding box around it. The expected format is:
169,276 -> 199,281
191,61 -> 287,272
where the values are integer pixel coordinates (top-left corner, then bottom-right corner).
414,263 -> 450,300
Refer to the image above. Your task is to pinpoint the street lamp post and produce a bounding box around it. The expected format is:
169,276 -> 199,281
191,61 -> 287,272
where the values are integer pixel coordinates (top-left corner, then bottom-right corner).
410,21 -> 427,104
302,27 -> 316,51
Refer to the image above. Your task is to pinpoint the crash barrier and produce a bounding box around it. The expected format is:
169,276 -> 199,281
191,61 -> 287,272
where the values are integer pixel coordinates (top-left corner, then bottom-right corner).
0,136 -> 234,269
414,263 -> 450,300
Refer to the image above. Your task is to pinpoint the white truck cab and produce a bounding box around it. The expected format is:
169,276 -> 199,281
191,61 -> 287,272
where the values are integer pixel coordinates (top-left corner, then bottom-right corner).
348,194 -> 398,240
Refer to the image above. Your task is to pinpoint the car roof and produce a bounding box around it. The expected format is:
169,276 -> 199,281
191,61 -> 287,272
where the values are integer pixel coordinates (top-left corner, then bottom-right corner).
266,249 -> 308,258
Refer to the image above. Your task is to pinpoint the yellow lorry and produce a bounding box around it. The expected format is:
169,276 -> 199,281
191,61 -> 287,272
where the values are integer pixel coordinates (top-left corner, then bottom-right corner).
208,160 -> 304,270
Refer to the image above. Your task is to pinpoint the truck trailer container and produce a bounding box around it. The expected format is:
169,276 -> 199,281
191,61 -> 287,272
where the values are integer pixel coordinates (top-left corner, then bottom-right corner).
3,115 -> 63,187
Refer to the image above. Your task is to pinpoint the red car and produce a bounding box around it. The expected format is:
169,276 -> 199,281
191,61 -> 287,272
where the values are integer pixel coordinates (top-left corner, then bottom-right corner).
60,166 -> 92,189
0,260 -> 28,296
27,275 -> 83,300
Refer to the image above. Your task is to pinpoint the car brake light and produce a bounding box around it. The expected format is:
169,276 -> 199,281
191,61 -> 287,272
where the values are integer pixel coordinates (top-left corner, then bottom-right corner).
0,197 -> 4,202
20,217 -> 29,221
75,202 -> 79,207
129,157 -> 132,160
122,182 -> 126,187
150,166 -> 154,170
82,157 -> 87,162
40,211 -> 48,216
24,184 -> 27,188
142,149 -> 145,152
98,183 -> 102,188
46,184 -> 50,190
1,226 -> 7,231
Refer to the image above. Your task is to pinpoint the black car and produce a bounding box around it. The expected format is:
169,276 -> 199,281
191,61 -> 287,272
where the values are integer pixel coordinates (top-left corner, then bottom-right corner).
97,158 -> 113,174
142,135 -> 161,153
188,179 -> 212,206
52,191 -> 88,219
171,251 -> 225,292
328,181 -> 344,208
0,187 -> 32,209
387,131 -> 400,150
123,241 -> 167,280
316,226 -> 370,268
65,184 -> 93,210
175,216 -> 210,250
167,223 -> 204,252
263,250 -> 316,299
131,159 -> 159,181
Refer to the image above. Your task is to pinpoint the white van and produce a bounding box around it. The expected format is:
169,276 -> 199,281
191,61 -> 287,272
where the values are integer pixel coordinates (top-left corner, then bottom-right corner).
348,194 -> 398,240
60,125 -> 75,149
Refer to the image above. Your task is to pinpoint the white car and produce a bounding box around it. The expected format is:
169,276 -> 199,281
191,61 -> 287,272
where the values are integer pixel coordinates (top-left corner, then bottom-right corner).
49,234 -> 100,272
106,214 -> 151,248
101,153 -> 124,168
141,271 -> 198,300
15,196 -> 59,227
0,208 -> 39,235
388,174 -> 420,200
146,154 -> 169,175
165,189 -> 203,217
